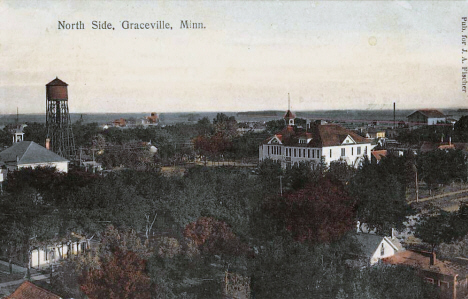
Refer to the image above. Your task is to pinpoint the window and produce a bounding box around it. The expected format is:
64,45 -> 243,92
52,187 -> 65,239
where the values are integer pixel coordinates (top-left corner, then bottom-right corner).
330,149 -> 332,158
312,149 -> 315,158
299,149 -> 301,157
303,149 -> 306,157
268,146 -> 270,155
364,146 -> 368,155
380,244 -> 385,256
351,147 -> 354,155
341,148 -> 345,157
357,147 -> 361,155
294,149 -> 297,157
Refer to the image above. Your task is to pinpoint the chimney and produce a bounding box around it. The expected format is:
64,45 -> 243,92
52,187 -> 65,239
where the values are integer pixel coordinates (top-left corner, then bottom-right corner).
449,137 -> 452,146
45,138 -> 50,150
430,252 -> 436,266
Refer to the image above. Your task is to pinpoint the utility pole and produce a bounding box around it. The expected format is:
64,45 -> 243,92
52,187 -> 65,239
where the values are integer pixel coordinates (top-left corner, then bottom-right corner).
413,163 -> 419,202
279,175 -> 283,196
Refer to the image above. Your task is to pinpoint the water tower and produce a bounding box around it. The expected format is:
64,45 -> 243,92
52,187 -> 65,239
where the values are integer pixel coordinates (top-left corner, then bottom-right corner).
46,77 -> 75,158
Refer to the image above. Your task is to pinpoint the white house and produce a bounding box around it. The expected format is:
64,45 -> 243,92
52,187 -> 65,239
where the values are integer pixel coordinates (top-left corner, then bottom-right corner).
30,237 -> 88,269
407,109 -> 446,128
259,110 -> 372,168
0,141 -> 69,173
353,233 -> 403,266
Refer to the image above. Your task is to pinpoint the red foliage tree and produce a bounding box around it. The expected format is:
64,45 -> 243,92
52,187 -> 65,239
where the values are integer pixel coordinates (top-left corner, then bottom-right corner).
184,217 -> 248,256
266,177 -> 355,243
80,248 -> 156,299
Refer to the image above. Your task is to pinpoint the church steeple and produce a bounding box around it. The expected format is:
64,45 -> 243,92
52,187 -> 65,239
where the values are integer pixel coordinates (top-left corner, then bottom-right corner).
283,93 -> 295,126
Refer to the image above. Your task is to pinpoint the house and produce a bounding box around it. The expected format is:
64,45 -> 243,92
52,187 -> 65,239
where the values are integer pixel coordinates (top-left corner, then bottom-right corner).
259,109 -> 372,168
0,141 -> 69,173
113,118 -> 127,127
6,281 -> 62,299
30,235 -> 89,269
146,112 -> 159,124
407,109 -> 446,128
365,127 -> 386,139
351,233 -> 404,266
384,251 -> 468,299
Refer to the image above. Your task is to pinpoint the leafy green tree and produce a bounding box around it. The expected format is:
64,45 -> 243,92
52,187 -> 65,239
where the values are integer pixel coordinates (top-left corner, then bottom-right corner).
23,122 -> 47,145
265,119 -> 286,135
284,161 -> 314,191
350,159 -> 413,234
454,115 -> 468,142
415,209 -> 454,253
417,149 -> 468,191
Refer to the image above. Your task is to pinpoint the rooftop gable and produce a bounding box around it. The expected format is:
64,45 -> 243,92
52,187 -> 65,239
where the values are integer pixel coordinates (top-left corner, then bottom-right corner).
408,109 -> 446,119
46,77 -> 68,86
7,281 -> 62,299
0,141 -> 69,165
353,233 -> 396,258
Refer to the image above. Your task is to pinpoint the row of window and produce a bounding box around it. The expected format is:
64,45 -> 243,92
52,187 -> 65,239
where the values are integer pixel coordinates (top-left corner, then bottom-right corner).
267,145 -> 282,156
331,146 -> 367,158
267,145 -> 320,159
267,145 -> 369,159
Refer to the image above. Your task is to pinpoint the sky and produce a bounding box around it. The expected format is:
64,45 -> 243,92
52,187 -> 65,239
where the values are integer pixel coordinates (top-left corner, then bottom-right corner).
1,0 -> 468,114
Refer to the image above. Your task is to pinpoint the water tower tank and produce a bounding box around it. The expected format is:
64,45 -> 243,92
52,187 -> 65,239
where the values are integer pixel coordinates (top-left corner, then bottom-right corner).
46,77 -> 68,100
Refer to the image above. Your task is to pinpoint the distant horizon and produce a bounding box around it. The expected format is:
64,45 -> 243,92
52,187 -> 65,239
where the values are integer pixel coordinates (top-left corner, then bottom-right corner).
1,107 -> 467,116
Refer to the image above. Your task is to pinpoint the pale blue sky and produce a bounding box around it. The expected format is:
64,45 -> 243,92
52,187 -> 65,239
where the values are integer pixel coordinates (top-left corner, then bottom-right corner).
1,1 -> 467,113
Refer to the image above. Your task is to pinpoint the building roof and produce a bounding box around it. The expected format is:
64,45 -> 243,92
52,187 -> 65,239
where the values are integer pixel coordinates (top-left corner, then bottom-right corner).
383,250 -> 468,277
6,281 -> 62,299
309,124 -> 369,147
283,109 -> 296,119
408,109 -> 446,118
352,233 -> 400,258
0,141 -> 69,165
265,124 -> 369,147
45,77 -> 68,86
371,150 -> 387,162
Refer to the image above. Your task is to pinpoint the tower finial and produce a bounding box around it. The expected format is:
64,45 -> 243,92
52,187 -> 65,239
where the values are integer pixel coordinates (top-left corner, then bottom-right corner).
288,93 -> 290,111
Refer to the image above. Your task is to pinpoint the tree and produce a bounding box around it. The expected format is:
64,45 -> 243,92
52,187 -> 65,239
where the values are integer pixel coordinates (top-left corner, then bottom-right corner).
454,115 -> 468,142
284,161 -> 315,191
80,248 -> 155,299
328,160 -> 356,185
23,122 -> 47,145
350,159 -> 413,234
415,209 -> 454,253
184,217 -> 249,256
265,177 -> 355,243
416,204 -> 468,254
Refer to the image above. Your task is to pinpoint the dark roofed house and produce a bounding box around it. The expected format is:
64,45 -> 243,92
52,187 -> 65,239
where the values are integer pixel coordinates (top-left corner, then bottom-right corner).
6,281 -> 62,299
408,109 -> 446,128
0,141 -> 69,173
